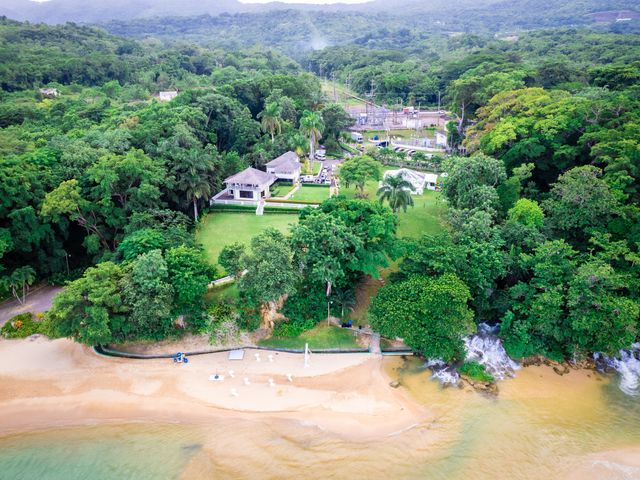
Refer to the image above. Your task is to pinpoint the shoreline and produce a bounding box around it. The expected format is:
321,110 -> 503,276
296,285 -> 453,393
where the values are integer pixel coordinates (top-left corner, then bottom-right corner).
2,337 -> 640,479
0,337 -> 429,441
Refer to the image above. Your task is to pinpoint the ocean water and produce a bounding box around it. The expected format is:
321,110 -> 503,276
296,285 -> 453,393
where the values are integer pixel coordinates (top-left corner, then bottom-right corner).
0,424 -> 203,480
1,358 -> 640,480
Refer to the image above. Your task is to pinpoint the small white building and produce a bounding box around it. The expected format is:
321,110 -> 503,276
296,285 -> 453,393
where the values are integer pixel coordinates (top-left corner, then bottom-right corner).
158,91 -> 178,102
39,88 -> 59,98
384,168 -> 439,195
350,131 -> 363,143
435,130 -> 448,148
265,151 -> 301,183
223,167 -> 277,201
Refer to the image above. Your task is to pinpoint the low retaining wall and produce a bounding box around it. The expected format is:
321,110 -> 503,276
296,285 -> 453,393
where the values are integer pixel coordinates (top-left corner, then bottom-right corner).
95,344 -> 371,359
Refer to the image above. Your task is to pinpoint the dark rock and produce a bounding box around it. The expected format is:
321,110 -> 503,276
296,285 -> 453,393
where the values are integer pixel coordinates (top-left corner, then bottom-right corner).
389,380 -> 400,388
460,376 -> 498,396
553,365 -> 570,376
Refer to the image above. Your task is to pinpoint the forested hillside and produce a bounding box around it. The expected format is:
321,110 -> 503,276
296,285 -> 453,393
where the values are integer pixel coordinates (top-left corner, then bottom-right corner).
0,19 -> 341,342
1,11 -> 639,365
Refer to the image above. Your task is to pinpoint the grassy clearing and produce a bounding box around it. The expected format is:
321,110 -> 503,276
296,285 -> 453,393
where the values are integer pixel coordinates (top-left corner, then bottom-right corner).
258,323 -> 363,350
397,190 -> 447,238
270,183 -> 296,198
197,212 -> 298,273
289,185 -> 331,203
339,167 -> 446,238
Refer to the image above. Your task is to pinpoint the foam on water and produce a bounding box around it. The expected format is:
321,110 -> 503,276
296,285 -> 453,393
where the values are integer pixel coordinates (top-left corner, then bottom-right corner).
594,343 -> 640,396
425,323 -> 519,385
424,358 -> 459,385
464,328 -> 520,380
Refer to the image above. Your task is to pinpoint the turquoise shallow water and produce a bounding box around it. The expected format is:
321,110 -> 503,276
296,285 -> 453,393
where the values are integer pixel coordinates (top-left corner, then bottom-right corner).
0,424 -> 203,480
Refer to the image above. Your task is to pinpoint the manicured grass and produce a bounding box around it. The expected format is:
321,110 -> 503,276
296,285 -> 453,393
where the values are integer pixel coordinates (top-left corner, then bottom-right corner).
258,324 -> 362,350
270,183 -> 296,198
289,185 -> 331,203
339,168 -> 446,239
363,129 -> 434,142
397,190 -> 447,238
197,212 -> 298,273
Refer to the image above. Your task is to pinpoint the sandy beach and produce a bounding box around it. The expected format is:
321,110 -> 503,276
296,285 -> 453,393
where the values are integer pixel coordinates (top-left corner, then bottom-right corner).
0,337 -> 429,440
1,337 -> 640,479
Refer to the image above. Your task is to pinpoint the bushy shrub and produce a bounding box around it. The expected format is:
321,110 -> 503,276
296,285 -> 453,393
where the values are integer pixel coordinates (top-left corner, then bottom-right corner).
272,318 -> 315,337
1,312 -> 55,339
282,284 -> 329,325
459,361 -> 495,383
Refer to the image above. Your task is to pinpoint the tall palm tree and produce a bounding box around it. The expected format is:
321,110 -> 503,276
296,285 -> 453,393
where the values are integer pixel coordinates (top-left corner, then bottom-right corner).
258,102 -> 283,144
175,151 -> 215,222
377,174 -> 415,213
299,110 -> 325,162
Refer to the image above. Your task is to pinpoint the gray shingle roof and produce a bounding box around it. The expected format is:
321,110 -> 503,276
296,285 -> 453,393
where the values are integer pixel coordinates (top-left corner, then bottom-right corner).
224,167 -> 276,186
266,151 -> 300,171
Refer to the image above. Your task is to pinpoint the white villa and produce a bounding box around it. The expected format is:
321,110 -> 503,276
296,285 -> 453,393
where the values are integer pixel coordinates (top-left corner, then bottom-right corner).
222,167 -> 277,201
384,168 -> 438,195
265,151 -> 301,182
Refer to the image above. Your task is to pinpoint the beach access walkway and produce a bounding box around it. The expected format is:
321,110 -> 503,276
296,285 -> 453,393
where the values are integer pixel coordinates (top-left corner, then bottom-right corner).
370,333 -> 381,356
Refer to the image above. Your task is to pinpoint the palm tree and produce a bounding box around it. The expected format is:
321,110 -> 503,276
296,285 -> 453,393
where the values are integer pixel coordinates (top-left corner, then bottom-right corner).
258,102 -> 283,144
332,288 -> 356,319
377,174 -> 415,213
299,110 -> 325,162
175,151 -> 215,222
290,132 -> 308,158
3,266 -> 36,304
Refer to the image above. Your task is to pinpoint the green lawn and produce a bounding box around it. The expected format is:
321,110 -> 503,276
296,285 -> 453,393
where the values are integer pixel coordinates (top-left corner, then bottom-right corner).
197,212 -> 298,274
270,183 -> 296,198
339,177 -> 379,200
397,190 -> 447,238
258,324 -> 363,350
301,160 -> 322,176
289,185 -> 331,203
339,168 -> 446,238
363,128 -> 434,142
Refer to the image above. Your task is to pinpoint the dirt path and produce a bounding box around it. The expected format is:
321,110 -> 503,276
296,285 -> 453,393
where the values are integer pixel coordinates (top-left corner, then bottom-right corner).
0,284 -> 63,326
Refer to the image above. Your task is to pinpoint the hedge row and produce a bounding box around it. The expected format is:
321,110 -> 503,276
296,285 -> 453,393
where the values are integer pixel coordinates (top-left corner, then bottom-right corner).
208,204 -> 301,215
266,198 -> 319,205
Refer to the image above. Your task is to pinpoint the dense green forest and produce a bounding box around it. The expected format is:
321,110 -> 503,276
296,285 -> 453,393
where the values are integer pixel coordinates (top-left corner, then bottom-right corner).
1,11 -> 640,366
101,2 -> 640,60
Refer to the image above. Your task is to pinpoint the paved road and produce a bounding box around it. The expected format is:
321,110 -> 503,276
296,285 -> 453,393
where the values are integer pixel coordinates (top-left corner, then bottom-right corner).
0,284 -> 63,326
